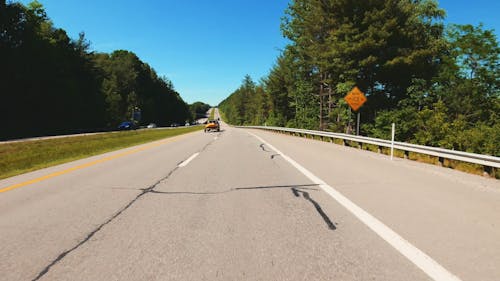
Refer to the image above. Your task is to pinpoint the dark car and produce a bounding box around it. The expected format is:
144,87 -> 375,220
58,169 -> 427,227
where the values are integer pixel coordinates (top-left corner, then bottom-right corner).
118,121 -> 135,130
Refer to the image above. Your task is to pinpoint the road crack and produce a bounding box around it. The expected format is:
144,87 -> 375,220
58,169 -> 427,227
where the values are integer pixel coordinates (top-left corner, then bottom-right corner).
259,143 -> 271,152
32,136 -> 219,281
291,187 -> 337,230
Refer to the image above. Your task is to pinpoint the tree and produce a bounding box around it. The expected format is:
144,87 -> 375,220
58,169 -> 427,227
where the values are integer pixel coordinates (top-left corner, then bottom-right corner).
189,102 -> 211,120
1,1 -> 106,139
220,0 -> 499,156
281,0 -> 446,131
1,1 -> 190,139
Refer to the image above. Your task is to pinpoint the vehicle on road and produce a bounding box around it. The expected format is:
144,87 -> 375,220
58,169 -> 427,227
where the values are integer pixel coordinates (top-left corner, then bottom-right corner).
204,120 -> 220,132
118,121 -> 135,130
147,123 -> 157,128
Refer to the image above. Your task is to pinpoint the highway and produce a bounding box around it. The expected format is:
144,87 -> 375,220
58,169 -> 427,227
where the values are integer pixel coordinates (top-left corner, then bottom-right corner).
1,109 -> 499,281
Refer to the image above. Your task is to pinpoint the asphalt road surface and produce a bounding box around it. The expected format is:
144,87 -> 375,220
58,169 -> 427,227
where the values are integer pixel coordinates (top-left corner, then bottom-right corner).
1,110 -> 499,281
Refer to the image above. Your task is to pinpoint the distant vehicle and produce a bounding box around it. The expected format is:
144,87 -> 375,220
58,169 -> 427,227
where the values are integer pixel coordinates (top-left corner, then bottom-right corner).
170,123 -> 179,127
118,121 -> 135,130
147,123 -> 157,128
204,120 -> 220,132
185,122 -> 190,126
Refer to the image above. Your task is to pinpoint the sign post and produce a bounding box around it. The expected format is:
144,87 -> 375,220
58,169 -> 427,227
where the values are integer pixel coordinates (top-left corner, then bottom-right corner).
344,87 -> 367,135
356,112 -> 360,135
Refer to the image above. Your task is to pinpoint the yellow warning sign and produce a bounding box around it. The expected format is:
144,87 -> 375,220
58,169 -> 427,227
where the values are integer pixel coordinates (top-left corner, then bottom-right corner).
344,86 -> 367,111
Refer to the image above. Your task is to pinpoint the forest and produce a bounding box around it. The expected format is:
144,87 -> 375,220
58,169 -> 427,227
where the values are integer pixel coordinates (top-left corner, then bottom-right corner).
0,1 -> 198,140
219,0 -> 499,156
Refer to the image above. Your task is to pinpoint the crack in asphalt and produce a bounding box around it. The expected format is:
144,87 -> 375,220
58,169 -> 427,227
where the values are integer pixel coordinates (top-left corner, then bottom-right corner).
148,184 -> 320,196
32,173 -> 174,281
270,154 -> 280,159
32,134 -> 220,281
257,143 -> 280,160
291,187 -> 337,230
259,143 -> 271,152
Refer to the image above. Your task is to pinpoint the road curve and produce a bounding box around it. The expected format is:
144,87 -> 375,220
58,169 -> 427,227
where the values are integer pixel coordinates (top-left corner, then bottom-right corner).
0,113 -> 498,281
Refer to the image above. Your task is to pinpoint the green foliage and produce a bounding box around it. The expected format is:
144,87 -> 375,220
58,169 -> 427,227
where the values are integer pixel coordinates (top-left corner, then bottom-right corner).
93,51 -> 190,127
219,75 -> 270,125
220,0 -> 499,156
0,1 -> 190,140
189,102 -> 211,120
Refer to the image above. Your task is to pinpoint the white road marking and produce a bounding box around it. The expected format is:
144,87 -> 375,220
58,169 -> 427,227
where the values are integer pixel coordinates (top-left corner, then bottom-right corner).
248,132 -> 462,281
178,153 -> 200,167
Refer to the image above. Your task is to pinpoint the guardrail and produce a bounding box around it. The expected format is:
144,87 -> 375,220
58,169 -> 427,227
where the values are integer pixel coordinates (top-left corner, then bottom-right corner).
240,126 -> 500,174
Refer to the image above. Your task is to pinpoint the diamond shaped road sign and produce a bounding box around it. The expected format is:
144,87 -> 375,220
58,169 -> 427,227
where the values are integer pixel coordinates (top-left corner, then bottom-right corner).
344,86 -> 367,111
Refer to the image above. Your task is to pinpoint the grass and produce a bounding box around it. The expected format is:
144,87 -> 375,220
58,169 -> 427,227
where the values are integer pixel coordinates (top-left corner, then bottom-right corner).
0,126 -> 202,180
209,108 -> 215,119
292,132 -> 498,179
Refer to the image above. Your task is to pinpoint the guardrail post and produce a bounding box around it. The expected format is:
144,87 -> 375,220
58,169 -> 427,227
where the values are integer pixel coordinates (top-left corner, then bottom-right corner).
483,166 -> 495,177
378,146 -> 382,154
438,157 -> 445,166
329,137 -> 333,143
404,151 -> 409,159
358,142 -> 363,149
343,139 -> 348,146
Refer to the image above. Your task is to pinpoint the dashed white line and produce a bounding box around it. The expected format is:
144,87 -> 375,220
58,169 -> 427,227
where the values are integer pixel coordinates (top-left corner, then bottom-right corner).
248,132 -> 462,281
178,153 -> 200,167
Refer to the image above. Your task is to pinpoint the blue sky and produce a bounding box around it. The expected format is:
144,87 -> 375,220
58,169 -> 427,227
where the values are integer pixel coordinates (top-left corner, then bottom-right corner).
18,0 -> 500,106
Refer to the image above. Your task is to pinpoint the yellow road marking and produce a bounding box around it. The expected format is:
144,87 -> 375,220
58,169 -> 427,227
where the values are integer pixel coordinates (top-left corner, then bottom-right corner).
0,134 -> 187,194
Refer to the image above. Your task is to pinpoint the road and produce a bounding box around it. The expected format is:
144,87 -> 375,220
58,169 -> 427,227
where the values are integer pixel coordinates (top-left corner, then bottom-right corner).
0,109 -> 499,281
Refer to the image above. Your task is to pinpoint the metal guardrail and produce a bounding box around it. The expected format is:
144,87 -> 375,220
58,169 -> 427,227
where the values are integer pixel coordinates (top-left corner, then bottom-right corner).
240,126 -> 500,170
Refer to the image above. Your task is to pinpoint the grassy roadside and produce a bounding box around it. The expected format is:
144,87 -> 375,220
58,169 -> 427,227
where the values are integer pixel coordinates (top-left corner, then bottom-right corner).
0,126 -> 202,180
209,108 -> 215,119
218,110 -> 227,123
309,135 -> 499,179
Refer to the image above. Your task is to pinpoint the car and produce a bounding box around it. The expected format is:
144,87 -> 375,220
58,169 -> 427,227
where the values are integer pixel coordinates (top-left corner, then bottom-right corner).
118,121 -> 135,130
147,123 -> 157,128
185,122 -> 190,126
204,120 -> 220,132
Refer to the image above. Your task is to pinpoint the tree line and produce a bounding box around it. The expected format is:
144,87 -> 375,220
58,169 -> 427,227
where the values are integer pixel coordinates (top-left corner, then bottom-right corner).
219,0 -> 499,156
0,1 -> 202,140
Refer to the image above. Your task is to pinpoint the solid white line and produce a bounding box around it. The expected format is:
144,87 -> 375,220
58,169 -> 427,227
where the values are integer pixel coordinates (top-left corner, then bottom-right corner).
248,132 -> 462,281
178,152 -> 200,167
